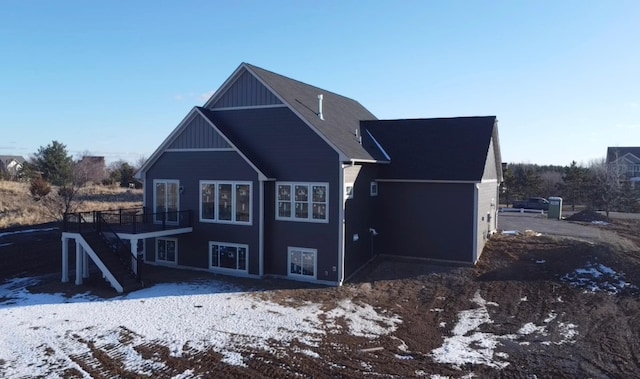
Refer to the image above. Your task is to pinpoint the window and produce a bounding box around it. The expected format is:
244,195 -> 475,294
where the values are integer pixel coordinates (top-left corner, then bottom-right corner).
370,181 -> 378,196
288,247 -> 316,279
154,180 -> 180,224
156,238 -> 177,264
200,181 -> 252,224
209,242 -> 248,272
276,182 -> 328,222
345,184 -> 354,199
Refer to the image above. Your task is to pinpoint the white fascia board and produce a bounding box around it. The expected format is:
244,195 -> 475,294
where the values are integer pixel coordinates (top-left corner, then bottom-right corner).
376,179 -> 480,184
365,130 -> 391,161
135,108 -> 199,179
349,159 -> 390,164
195,108 -> 270,181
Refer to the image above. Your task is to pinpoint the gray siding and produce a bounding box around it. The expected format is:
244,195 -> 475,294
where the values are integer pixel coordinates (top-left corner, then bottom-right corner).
211,71 -> 283,109
344,163 -> 379,278
375,182 -> 475,262
482,138 -> 497,180
168,113 -> 230,149
208,107 -> 341,282
475,182 -> 499,262
144,151 -> 260,274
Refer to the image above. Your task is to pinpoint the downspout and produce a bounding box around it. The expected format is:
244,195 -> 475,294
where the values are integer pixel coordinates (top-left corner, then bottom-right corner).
337,163 -> 345,286
259,180 -> 265,277
472,183 -> 480,263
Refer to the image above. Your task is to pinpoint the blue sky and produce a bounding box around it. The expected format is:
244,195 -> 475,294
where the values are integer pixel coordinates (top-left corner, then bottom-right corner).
1,1 -> 638,166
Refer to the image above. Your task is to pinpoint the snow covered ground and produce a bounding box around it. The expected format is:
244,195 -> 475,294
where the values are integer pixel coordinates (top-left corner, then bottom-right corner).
0,277 -> 402,378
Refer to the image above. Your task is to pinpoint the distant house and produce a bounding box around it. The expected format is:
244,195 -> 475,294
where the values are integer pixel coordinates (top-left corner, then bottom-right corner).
606,147 -> 640,183
61,63 -> 502,291
0,155 -> 26,179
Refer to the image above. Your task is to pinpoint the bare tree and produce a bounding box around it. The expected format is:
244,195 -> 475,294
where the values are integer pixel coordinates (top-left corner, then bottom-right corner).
539,171 -> 563,198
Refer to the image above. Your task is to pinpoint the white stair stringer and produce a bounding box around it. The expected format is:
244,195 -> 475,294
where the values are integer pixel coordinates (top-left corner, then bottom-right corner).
77,236 -> 124,293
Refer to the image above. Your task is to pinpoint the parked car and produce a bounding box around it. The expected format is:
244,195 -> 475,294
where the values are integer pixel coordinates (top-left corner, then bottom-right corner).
512,197 -> 549,211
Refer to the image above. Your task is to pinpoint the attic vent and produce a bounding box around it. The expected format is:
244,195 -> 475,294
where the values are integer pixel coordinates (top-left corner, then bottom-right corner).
317,94 -> 324,120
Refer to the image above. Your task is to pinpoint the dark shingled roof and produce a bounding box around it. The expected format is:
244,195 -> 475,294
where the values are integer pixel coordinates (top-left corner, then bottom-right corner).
244,63 -> 378,161
606,147 -> 640,163
362,117 -> 498,181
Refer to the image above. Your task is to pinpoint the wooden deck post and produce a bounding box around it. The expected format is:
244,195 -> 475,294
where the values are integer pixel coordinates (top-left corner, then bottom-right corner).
61,236 -> 69,282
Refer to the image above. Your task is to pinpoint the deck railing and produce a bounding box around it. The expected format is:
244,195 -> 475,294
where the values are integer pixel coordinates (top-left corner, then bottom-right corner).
63,208 -> 193,234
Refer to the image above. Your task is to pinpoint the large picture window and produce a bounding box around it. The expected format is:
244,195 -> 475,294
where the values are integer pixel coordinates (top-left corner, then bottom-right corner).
276,182 -> 328,222
200,181 -> 252,224
209,242 -> 248,272
288,247 -> 316,279
156,238 -> 177,264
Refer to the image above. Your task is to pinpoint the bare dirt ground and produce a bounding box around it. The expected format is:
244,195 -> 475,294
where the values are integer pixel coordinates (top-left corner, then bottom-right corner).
1,216 -> 640,378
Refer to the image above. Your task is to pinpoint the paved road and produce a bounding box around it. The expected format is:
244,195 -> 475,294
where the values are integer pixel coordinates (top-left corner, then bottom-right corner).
497,212 -> 619,243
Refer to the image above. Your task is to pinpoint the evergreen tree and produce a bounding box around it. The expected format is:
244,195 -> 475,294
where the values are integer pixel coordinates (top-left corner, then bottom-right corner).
31,141 -> 74,186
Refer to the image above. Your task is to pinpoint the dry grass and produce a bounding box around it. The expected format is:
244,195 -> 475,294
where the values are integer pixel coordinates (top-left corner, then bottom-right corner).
0,180 -> 143,229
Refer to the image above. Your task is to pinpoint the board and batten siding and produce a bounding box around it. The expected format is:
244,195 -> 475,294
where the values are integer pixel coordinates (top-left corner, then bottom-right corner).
168,113 -> 231,150
206,107 -> 342,282
144,151 -> 260,274
343,163 -> 379,278
482,138 -> 498,180
375,182 -> 475,263
475,181 -> 499,262
210,70 -> 283,109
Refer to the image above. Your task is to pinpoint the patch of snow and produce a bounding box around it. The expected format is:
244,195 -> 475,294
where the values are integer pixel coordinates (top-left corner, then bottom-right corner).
562,262 -> 636,294
0,278 -> 401,377
556,296 -> 563,303
430,308 -> 444,312
395,354 -> 414,360
501,230 -> 519,236
544,312 -> 557,323
432,292 -> 580,370
520,296 -> 528,302
0,227 -> 58,238
436,296 -> 446,301
535,260 -> 546,264
431,291 -> 508,369
324,299 -> 401,338
518,323 -> 547,336
439,322 -> 447,328
591,221 -> 609,226
0,242 -> 13,247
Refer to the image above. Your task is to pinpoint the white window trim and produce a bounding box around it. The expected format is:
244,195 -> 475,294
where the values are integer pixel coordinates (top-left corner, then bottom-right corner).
370,181 -> 378,196
153,179 -> 180,225
156,237 -> 178,264
287,246 -> 317,280
345,183 -> 354,199
209,241 -> 249,273
199,180 -> 252,225
275,182 -> 329,223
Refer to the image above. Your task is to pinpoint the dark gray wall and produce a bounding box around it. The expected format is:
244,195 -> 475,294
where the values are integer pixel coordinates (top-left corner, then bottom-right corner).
208,107 -> 341,282
144,151 -> 260,274
211,70 -> 282,109
168,113 -> 231,150
344,163 -> 379,277
375,182 -> 475,262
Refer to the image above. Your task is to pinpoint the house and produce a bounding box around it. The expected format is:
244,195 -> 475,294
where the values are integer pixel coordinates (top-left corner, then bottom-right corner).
606,147 -> 640,183
61,63 -> 502,291
0,155 -> 26,179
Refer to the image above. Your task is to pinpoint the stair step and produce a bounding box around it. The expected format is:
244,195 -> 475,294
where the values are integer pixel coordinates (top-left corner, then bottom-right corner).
80,231 -> 142,293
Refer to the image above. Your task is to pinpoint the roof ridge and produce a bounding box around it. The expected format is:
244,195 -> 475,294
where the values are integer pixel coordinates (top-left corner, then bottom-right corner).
243,63 -> 362,104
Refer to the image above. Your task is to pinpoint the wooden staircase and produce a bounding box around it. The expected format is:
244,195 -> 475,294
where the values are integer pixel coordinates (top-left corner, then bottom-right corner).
79,231 -> 143,293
